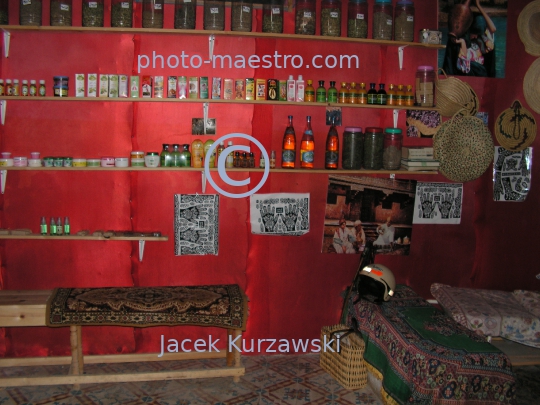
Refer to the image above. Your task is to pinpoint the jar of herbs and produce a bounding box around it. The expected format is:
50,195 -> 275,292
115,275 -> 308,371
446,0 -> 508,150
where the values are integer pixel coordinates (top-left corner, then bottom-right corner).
82,0 -> 104,27
204,0 -> 225,31
347,0 -> 368,38
50,0 -> 72,26
394,0 -> 414,42
363,127 -> 384,170
373,0 -> 392,40
175,0 -> 196,29
295,0 -> 315,35
321,0 -> 341,37
262,0 -> 283,34
20,0 -> 42,26
142,0 -> 164,29
0,1 -> 8,25
382,128 -> 403,170
415,65 -> 435,107
231,1 -> 252,32
342,127 -> 364,170
111,0 -> 133,27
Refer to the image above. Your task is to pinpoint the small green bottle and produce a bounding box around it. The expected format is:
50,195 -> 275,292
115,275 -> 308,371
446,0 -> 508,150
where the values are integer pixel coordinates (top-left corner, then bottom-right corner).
180,144 -> 191,167
64,217 -> 70,235
316,80 -> 326,103
171,144 -> 182,167
367,82 -> 377,105
160,144 -> 172,167
40,217 -> 47,235
50,217 -> 57,236
328,81 -> 338,103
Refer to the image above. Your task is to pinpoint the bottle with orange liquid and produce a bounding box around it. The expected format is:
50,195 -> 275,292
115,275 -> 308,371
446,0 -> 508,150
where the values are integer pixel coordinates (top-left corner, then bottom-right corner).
405,84 -> 415,106
349,82 -> 358,104
358,82 -> 367,104
191,139 -> 204,168
281,115 -> 296,168
396,84 -> 405,106
300,116 -> 315,169
338,82 -> 348,104
387,84 -> 397,106
325,117 -> 339,169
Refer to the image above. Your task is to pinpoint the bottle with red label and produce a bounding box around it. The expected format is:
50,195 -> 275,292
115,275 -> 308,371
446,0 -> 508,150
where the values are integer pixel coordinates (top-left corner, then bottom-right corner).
300,116 -> 315,169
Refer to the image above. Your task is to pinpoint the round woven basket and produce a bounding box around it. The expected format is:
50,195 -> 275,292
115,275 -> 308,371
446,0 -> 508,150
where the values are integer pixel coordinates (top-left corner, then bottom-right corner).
523,58 -> 540,114
434,112 -> 494,182
435,69 -> 479,117
517,0 -> 540,56
495,100 -> 537,151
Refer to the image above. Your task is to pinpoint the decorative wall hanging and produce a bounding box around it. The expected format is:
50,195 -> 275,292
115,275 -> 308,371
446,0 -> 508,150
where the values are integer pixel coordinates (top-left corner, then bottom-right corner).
493,147 -> 532,202
413,182 -> 463,224
524,58 -> 540,114
250,193 -> 309,236
517,0 -> 540,57
434,112 -> 494,182
406,109 -> 441,137
495,100 -> 537,151
174,194 -> 219,255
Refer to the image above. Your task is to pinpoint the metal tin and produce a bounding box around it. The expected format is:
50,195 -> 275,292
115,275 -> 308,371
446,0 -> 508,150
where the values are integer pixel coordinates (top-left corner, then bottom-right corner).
419,29 -> 442,44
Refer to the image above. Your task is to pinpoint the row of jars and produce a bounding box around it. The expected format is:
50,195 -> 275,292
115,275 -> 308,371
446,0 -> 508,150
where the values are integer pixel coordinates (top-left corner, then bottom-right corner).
12,0 -> 414,41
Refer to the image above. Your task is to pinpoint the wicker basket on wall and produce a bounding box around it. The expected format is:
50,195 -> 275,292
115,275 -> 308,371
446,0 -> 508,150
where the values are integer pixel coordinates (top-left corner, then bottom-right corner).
435,69 -> 479,117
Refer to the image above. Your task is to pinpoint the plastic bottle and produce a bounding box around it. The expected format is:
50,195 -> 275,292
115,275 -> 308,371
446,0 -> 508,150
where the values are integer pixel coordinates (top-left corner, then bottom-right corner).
50,218 -> 56,236
358,82 -> 367,104
349,82 -> 358,104
305,80 -> 315,102
12,80 -> 20,96
325,118 -> 339,169
367,83 -> 377,104
338,82 -> 348,104
396,84 -> 405,106
328,81 -> 338,103
191,139 -> 204,168
160,144 -> 172,167
171,144 -> 182,167
204,139 -> 215,167
287,75 -> 296,102
226,141 -> 234,168
40,217 -> 47,235
316,80 -> 326,102
405,84 -> 415,106
180,144 -> 191,167
387,84 -> 397,106
282,115 -> 296,169
56,217 -> 63,236
347,0 -> 368,38
377,83 -> 387,105
270,151 -> 276,168
296,75 -> 305,102
300,116 -> 315,169
39,80 -> 46,96
64,217 -> 70,235
216,141 -> 225,164
21,80 -> 29,96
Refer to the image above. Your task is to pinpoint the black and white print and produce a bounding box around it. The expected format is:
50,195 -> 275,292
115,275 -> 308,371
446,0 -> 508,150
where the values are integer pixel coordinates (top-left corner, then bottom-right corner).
174,194 -> 219,255
493,147 -> 532,202
413,182 -> 463,224
250,193 -> 310,236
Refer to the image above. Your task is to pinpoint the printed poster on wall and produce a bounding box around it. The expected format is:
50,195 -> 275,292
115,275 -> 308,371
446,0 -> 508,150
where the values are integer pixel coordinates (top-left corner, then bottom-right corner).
493,147 -> 532,202
174,194 -> 219,255
413,182 -> 463,224
323,176 -> 417,255
250,193 -> 310,236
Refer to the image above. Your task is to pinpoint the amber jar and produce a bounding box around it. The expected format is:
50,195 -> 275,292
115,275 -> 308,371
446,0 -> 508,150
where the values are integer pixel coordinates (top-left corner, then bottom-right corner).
295,0 -> 316,35
321,0 -> 341,37
263,0 -> 283,33
394,0 -> 415,42
382,128 -> 403,170
363,127 -> 384,170
111,0 -> 133,27
204,0 -> 225,31
348,0 -> 368,38
82,0 -> 104,27
50,0 -> 72,26
342,127 -> 364,169
143,0 -> 164,29
373,0 -> 392,40
231,1 -> 252,32
175,0 -> 196,29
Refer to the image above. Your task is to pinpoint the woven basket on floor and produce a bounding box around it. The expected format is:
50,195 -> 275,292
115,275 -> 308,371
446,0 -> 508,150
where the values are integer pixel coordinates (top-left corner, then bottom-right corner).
320,324 -> 367,390
435,69 -> 479,117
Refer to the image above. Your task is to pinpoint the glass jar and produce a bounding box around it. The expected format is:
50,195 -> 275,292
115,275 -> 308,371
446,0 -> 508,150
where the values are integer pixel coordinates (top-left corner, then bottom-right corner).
321,0 -> 341,37
382,128 -> 403,170
0,1 -> 8,25
363,127 -> 384,170
231,1 -> 252,32
415,65 -> 435,107
373,0 -> 392,40
111,0 -> 132,27
347,0 -> 368,38
263,0 -> 283,34
295,0 -> 316,35
394,0 -> 414,42
175,0 -> 196,29
20,0 -> 42,26
82,0 -> 104,27
142,0 -> 164,29
50,0 -> 72,26
204,0 -> 225,31
342,127 -> 364,170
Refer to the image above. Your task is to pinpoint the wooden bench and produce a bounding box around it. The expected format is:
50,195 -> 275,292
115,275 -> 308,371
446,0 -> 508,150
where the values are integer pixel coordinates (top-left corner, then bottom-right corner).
0,290 -> 244,387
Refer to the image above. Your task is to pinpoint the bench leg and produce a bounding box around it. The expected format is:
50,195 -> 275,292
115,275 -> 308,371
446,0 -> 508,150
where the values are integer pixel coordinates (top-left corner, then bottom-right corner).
227,329 -> 242,382
69,325 -> 84,389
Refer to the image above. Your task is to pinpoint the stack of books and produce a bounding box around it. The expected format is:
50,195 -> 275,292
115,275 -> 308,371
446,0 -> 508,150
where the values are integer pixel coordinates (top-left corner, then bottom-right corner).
401,147 -> 439,172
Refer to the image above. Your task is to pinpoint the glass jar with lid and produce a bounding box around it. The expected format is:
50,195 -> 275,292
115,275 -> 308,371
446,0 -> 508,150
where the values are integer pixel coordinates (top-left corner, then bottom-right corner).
0,1 -> 8,25
415,65 -> 435,107
20,0 -> 42,26
394,0 -> 414,42
50,0 -> 72,26
263,0 -> 283,34
373,0 -> 392,40
142,0 -> 164,28
342,127 -> 364,170
382,128 -> 403,170
295,0 -> 316,35
347,0 -> 368,38
175,0 -> 196,29
82,0 -> 104,27
204,0 -> 225,30
321,0 -> 341,37
111,0 -> 133,27
363,127 -> 384,170
231,0 -> 252,32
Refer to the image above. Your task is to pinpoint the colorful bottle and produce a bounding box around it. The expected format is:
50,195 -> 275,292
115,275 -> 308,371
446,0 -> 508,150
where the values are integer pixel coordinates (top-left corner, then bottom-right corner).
160,144 -> 172,167
328,81 -> 338,103
305,79 -> 315,102
180,144 -> 191,167
338,81 -> 348,104
296,75 -> 305,102
316,80 -> 326,102
349,82 -> 358,104
204,139 -> 215,167
64,217 -> 70,235
270,150 -> 276,168
367,82 -> 377,104
377,83 -> 387,105
216,141 -> 225,165
387,84 -> 397,106
56,217 -> 63,236
396,84 -> 405,106
405,84 -> 415,106
287,75 -> 296,102
300,116 -> 315,169
358,82 -> 367,104
325,118 -> 339,169
40,217 -> 47,235
171,144 -> 182,167
50,218 -> 56,236
282,115 -> 296,168
191,139 -> 204,168
226,141 -> 234,168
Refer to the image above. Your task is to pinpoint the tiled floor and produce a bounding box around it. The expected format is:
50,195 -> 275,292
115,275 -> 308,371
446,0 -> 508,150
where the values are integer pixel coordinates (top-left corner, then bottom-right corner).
0,354 -> 383,405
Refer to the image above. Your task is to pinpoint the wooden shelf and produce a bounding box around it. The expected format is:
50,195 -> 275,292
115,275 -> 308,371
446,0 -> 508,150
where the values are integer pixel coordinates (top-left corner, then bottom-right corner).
0,234 -> 168,241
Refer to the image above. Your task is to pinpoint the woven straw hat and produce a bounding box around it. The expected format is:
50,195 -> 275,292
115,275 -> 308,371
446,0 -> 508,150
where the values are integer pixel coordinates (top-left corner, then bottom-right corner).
523,58 -> 540,114
518,0 -> 540,56
495,100 -> 537,151
436,69 -> 479,117
434,112 -> 494,182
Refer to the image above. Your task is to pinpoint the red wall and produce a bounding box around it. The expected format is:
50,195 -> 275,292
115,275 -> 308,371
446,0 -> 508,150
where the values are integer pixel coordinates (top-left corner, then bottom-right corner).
1,0 -> 538,357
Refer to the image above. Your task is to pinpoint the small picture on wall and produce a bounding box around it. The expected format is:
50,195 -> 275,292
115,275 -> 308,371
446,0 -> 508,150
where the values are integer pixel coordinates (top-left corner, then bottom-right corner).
322,176 -> 417,255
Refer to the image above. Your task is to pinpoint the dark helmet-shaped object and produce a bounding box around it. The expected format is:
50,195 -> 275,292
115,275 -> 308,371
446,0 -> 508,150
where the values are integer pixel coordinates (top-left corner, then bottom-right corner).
357,264 -> 396,303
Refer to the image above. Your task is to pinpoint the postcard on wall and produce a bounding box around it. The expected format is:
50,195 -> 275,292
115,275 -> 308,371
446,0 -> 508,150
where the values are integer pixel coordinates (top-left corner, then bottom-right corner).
250,193 -> 310,236
323,176 -> 417,255
174,194 -> 219,256
413,182 -> 463,224
493,147 -> 532,202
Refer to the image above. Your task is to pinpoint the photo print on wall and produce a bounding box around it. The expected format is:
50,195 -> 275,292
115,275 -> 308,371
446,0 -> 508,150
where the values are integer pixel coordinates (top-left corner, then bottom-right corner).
493,147 -> 532,202
250,193 -> 310,236
413,182 -> 463,224
174,194 -> 219,255
323,176 -> 417,255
